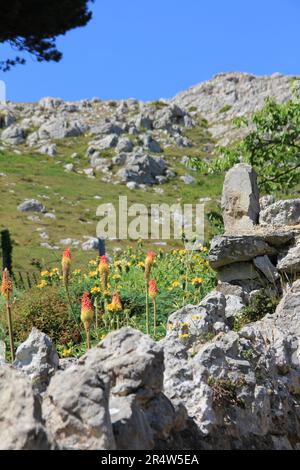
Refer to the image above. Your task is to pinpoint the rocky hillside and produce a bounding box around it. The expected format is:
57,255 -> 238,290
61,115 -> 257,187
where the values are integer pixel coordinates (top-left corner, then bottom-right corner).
0,72 -> 297,270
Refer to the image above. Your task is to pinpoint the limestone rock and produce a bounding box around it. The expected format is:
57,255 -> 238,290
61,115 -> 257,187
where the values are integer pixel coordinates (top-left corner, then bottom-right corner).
209,235 -> 276,269
17,199 -> 46,213
260,199 -> 300,227
1,125 -> 25,145
253,255 -> 280,283
277,242 -> 300,273
0,367 -> 50,449
13,328 -> 59,393
117,154 -> 167,185
221,163 -> 260,232
42,364 -> 116,450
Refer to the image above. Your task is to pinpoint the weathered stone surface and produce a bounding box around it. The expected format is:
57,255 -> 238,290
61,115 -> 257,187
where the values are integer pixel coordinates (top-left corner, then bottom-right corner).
38,118 -> 87,140
110,395 -> 154,450
117,154 -> 167,185
260,199 -> 300,227
163,280 -> 300,449
259,195 -> 275,211
0,367 -> 50,449
209,235 -> 276,269
42,364 -> 116,450
81,328 -> 164,401
217,261 -> 259,282
17,199 -> 46,213
1,125 -> 25,145
253,255 -> 280,283
13,328 -> 59,393
277,242 -> 300,273
0,341 -> 6,364
221,163 -> 260,232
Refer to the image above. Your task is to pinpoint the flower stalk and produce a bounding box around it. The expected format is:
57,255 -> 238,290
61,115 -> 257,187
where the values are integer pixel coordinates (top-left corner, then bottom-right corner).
1,268 -> 15,362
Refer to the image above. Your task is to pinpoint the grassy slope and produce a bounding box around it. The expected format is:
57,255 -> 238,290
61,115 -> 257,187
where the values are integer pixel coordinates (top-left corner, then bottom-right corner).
0,113 -> 296,273
0,117 -> 224,272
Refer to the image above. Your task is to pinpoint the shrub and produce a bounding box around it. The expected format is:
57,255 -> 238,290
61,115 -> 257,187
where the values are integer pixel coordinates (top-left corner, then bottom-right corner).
219,104 -> 232,113
10,286 -> 80,345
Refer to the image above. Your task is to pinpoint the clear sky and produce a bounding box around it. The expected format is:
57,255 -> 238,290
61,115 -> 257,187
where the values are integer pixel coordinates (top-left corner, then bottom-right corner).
1,0 -> 300,102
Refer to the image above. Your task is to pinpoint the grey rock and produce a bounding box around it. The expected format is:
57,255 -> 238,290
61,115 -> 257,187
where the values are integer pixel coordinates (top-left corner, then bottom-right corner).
39,97 -> 63,110
260,199 -> 300,227
42,364 -> 116,450
116,137 -> 133,153
117,154 -> 167,185
38,118 -> 86,140
64,163 -> 74,172
110,395 -> 154,450
0,367 -> 50,449
0,341 -> 6,364
143,134 -> 162,153
126,181 -> 138,190
1,125 -> 25,145
277,242 -> 300,273
13,328 -> 59,393
217,262 -> 259,282
253,255 -> 280,282
81,238 -> 99,251
180,174 -> 196,185
221,164 -> 260,232
38,143 -> 57,156
94,134 -> 118,150
259,195 -> 276,211
209,235 -> 276,269
18,199 -> 46,213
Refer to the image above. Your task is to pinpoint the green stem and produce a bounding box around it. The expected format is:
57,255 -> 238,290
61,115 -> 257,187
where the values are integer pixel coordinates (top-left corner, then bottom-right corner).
153,299 -> 157,339
65,283 -> 82,333
6,301 -> 15,362
145,279 -> 150,335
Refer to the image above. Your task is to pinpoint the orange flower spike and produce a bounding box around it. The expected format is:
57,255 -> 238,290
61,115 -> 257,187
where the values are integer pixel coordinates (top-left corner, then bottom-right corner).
81,292 -> 94,350
62,248 -> 71,285
144,251 -> 155,280
149,279 -> 158,299
1,268 -> 12,301
108,291 -> 123,312
81,292 -> 94,325
99,255 -> 109,290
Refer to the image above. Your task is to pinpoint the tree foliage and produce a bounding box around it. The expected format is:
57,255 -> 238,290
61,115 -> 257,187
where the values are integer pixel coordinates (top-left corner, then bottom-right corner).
193,96 -> 300,193
0,0 -> 93,71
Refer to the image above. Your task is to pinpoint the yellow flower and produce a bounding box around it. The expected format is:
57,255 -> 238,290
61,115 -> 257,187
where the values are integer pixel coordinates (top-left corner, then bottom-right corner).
171,280 -> 180,288
179,249 -> 187,256
114,260 -> 122,268
180,333 -> 189,339
41,270 -> 50,277
52,268 -> 59,274
192,277 -> 204,285
72,269 -> 81,275
192,315 -> 200,320
89,270 -> 98,278
37,280 -> 48,289
138,261 -> 145,268
62,348 -> 73,358
112,274 -> 121,280
89,259 -> 97,266
90,286 -> 101,294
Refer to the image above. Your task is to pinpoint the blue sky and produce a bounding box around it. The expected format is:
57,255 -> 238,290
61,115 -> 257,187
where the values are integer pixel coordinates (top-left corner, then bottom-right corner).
1,0 -> 300,102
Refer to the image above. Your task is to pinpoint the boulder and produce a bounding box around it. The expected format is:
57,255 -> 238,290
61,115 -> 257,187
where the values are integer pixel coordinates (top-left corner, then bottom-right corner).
1,125 -> 25,145
13,328 -> 59,393
180,174 -> 196,185
17,199 -> 46,213
260,199 -> 300,227
209,235 -> 276,269
277,242 -> 300,273
38,97 -> 63,110
42,364 -> 116,450
38,143 -> 57,156
38,118 -> 87,140
253,255 -> 280,283
221,163 -> 260,232
116,137 -> 134,153
117,154 -> 167,185
0,367 -> 50,449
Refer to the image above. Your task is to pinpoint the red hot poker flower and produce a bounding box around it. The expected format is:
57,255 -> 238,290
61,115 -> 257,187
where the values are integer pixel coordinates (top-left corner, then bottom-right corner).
149,279 -> 158,299
145,251 -> 156,280
99,255 -> 109,290
1,268 -> 12,301
81,292 -> 94,325
62,248 -> 71,285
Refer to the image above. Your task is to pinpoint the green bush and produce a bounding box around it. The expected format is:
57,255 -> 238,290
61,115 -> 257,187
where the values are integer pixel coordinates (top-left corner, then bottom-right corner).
9,286 -> 81,345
